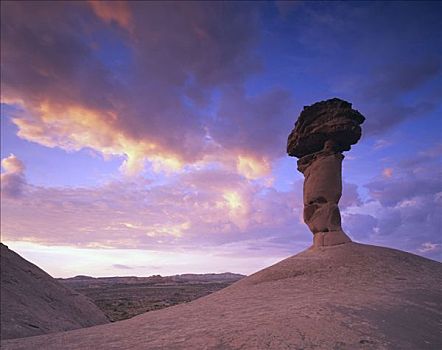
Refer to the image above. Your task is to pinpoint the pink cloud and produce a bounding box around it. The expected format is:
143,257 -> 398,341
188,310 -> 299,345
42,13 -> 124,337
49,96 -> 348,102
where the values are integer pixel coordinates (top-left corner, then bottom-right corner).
89,1 -> 133,32
1,2 -> 290,178
382,167 -> 393,178
1,154 -> 26,198
1,160 -> 308,252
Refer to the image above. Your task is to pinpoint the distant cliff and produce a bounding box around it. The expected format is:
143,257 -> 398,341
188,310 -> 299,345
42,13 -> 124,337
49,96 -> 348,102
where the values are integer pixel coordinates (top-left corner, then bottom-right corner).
58,272 -> 245,287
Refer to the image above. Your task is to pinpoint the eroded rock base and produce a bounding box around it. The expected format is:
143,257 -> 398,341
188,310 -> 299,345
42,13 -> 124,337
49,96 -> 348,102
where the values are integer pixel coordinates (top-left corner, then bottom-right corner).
313,230 -> 352,248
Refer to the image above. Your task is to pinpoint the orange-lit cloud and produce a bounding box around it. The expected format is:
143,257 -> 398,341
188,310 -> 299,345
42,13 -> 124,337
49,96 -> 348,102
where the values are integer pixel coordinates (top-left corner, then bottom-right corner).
89,1 -> 133,32
1,2 -> 292,179
382,167 -> 393,178
1,154 -> 24,174
1,158 -> 307,250
236,155 -> 271,180
221,190 -> 250,230
7,98 -> 280,179
10,101 -> 184,176
1,154 -> 26,198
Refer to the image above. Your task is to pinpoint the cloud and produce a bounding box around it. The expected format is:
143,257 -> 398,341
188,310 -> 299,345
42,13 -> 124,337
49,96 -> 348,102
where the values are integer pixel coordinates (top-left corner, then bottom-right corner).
1,154 -> 26,198
340,182 -> 362,209
361,58 -> 441,102
210,86 -> 294,161
10,102 -> 184,176
112,264 -> 134,270
341,146 -> 442,260
1,163 -> 308,252
2,145 -> 440,262
333,59 -> 441,136
1,154 -> 24,173
3,1 -> 439,176
366,177 -> 440,208
2,2 -> 289,177
1,1 -> 441,266
350,55 -> 442,136
373,139 -> 391,150
382,168 -> 393,178
361,97 -> 441,136
342,193 -> 441,261
417,242 -> 441,254
293,2 -> 442,135
399,144 -> 442,170
342,213 -> 377,241
89,1 -> 133,32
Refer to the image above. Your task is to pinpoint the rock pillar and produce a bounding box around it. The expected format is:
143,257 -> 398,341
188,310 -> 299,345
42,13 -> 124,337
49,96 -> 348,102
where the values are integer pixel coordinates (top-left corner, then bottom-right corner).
287,98 -> 365,247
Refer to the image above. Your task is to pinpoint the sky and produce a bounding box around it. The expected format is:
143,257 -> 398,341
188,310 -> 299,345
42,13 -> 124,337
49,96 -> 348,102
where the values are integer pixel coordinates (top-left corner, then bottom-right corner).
1,1 -> 441,278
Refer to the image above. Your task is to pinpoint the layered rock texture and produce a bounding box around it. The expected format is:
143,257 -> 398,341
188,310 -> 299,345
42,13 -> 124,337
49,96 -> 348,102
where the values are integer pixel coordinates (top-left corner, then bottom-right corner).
0,243 -> 109,340
2,243 -> 441,349
287,98 -> 365,247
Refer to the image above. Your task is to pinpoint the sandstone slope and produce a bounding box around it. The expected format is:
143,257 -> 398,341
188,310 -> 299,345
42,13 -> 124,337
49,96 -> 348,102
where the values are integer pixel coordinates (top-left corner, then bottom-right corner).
2,242 -> 441,349
0,243 -> 109,340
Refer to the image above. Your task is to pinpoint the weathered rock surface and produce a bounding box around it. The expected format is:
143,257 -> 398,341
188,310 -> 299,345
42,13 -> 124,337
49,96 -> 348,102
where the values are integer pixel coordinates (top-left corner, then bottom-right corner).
287,98 -> 365,158
287,98 -> 365,247
0,243 -> 109,340
2,243 -> 441,349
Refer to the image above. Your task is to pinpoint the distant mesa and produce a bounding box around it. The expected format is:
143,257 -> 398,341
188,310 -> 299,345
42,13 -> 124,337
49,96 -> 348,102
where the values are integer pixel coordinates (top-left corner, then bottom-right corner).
0,243 -> 109,340
58,272 -> 245,286
287,98 -> 365,247
70,275 -> 95,280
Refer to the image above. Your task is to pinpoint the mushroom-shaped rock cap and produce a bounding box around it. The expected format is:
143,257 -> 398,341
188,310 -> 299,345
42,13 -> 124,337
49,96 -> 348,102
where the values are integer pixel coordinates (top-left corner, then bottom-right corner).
287,98 -> 365,158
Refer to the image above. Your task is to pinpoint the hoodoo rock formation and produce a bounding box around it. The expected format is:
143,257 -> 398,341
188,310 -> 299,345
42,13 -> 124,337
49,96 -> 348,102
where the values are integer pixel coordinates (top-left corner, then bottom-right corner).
287,98 -> 365,247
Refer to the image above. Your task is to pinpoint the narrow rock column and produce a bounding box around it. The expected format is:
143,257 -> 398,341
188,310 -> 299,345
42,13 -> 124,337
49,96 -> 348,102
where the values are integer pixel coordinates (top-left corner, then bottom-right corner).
287,98 -> 365,247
